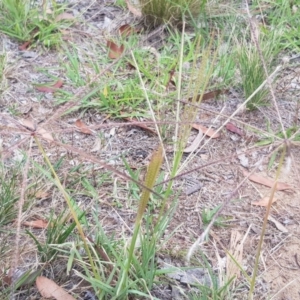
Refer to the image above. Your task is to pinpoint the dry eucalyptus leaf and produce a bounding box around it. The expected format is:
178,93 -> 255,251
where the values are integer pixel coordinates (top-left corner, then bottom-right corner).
20,119 -> 53,142
20,119 -> 35,131
107,40 -> 124,59
36,276 -> 75,300
119,24 -> 137,37
226,122 -> 244,136
55,12 -> 75,22
35,190 -> 49,199
183,131 -> 203,153
75,119 -> 93,135
37,128 -> 54,142
91,138 -> 102,153
243,170 -> 292,191
251,196 -> 278,206
23,219 -> 48,229
192,124 -> 220,138
35,80 -> 63,93
268,215 -> 288,233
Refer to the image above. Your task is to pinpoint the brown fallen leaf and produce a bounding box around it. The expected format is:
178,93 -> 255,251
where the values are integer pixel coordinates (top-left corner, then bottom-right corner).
251,196 -> 278,206
267,215 -> 288,233
122,115 -> 157,135
23,219 -> 49,229
37,128 -> 54,142
20,119 -> 53,142
188,89 -> 228,102
183,131 -> 203,153
35,80 -> 63,93
192,124 -> 220,138
127,62 -> 136,70
226,122 -> 244,136
107,40 -> 125,59
55,12 -> 75,22
75,119 -> 93,135
35,190 -> 49,199
20,118 -> 36,131
19,41 -> 32,50
119,24 -> 135,37
243,170 -> 292,191
125,0 -> 142,17
36,276 -> 76,300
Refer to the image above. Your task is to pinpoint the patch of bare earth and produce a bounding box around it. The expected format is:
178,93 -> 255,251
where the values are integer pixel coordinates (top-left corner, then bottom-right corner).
1,1 -> 300,299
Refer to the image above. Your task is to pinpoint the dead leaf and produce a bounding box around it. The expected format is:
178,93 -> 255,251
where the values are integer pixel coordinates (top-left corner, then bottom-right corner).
192,124 -> 220,138
20,119 -> 36,131
243,170 -> 293,191
122,115 -> 157,135
125,0 -> 142,17
35,80 -> 64,93
23,219 -> 48,229
37,128 -> 54,142
35,190 -> 49,199
183,131 -> 203,153
268,215 -> 288,233
226,122 -> 244,136
36,276 -> 76,300
91,138 -> 102,152
127,62 -> 136,70
55,12 -> 75,22
19,41 -> 32,50
107,40 -> 124,59
251,196 -> 278,206
188,89 -> 228,102
119,24 -> 135,37
75,119 -> 93,135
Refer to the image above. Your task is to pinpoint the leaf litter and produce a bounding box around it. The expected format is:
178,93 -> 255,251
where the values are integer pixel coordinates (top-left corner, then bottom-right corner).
243,169 -> 293,191
36,276 -> 76,300
1,1 -> 300,299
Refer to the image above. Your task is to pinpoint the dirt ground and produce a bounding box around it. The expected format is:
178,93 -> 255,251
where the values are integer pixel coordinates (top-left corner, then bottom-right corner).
1,0 -> 300,299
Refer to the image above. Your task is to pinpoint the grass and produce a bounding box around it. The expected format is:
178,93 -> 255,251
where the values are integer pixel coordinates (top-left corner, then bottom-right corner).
0,53 -> 7,92
0,164 -> 19,227
0,0 -> 73,48
237,30 -> 281,110
140,0 -> 207,27
0,0 -> 299,299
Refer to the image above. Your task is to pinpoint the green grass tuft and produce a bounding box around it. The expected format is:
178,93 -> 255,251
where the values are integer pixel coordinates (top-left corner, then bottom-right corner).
140,0 -> 207,27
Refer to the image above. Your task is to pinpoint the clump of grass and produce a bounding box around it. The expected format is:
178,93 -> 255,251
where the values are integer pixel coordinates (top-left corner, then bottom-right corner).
0,0 -> 70,48
140,0 -> 207,27
237,33 -> 279,110
26,209 -> 83,262
0,165 -> 19,227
